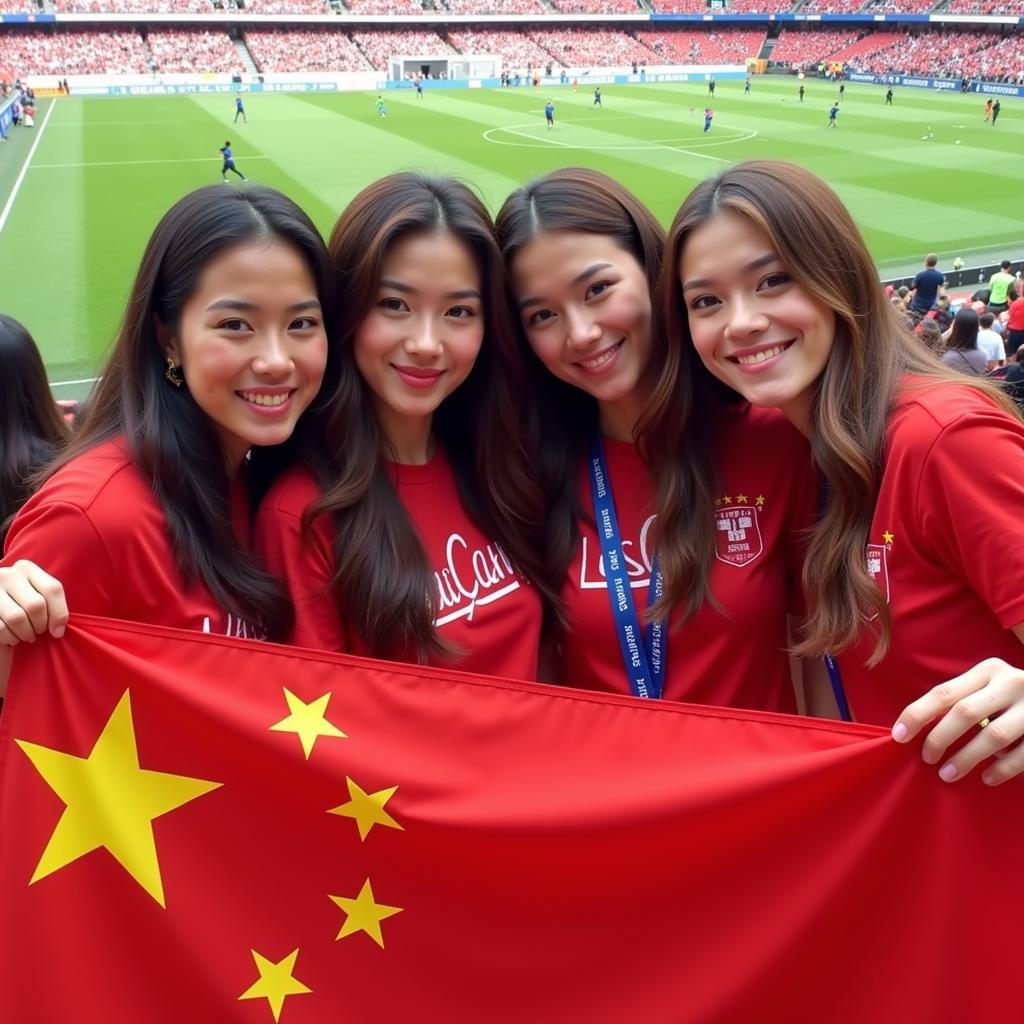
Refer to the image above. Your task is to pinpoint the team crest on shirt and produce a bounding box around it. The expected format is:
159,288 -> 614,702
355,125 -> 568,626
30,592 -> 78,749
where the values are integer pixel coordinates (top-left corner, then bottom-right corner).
866,534 -> 893,607
714,494 -> 764,568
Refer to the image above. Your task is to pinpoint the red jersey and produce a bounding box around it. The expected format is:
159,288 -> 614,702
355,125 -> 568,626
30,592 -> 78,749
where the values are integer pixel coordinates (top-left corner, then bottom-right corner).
557,406 -> 818,711
253,450 -> 543,680
840,383 -> 1024,724
1006,297 -> 1024,332
1,438 -> 258,638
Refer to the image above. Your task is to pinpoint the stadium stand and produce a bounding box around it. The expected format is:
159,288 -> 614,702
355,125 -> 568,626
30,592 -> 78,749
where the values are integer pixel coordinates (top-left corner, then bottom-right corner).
771,29 -> 859,64
863,0 -> 936,12
943,0 -> 1024,11
445,27 -> 558,69
650,0 -> 710,11
635,28 -> 767,64
342,0 -> 427,11
147,28 -> 241,72
53,0 -> 211,10
243,27 -> 371,72
797,0 -> 865,13
349,28 -> 456,70
528,27 -> 659,65
0,27 -> 150,75
552,0 -> 649,12
441,0 -> 550,12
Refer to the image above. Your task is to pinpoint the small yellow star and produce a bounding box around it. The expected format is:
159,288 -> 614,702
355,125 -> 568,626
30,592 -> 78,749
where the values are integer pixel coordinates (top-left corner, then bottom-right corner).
882,531 -> 895,545
735,494 -> 748,504
328,777 -> 404,842
329,879 -> 403,949
714,498 -> 723,507
755,495 -> 766,506
722,495 -> 732,505
269,688 -> 346,760
16,690 -> 221,907
238,948 -> 311,1022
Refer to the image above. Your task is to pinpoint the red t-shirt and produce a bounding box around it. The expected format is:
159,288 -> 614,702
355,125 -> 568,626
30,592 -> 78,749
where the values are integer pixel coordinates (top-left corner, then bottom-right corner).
2,438 -> 258,638
1006,297 -> 1024,332
253,450 -> 543,680
557,406 -> 818,712
839,382 -> 1024,725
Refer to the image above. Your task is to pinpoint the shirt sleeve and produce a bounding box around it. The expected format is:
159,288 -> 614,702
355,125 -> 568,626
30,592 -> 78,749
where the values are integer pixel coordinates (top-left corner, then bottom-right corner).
918,405 -> 1024,630
2,500 -> 117,617
253,500 -> 349,653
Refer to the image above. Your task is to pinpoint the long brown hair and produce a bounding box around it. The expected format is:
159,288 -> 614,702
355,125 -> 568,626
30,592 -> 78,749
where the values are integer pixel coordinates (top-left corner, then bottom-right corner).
306,172 -> 557,663
0,314 -> 70,541
658,160 -> 1016,662
494,168 -> 666,591
39,185 -> 339,638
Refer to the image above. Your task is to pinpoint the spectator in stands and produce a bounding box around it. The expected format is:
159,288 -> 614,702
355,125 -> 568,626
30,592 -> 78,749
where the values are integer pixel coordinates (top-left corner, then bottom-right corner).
1005,291 -> 1024,358
932,294 -> 953,330
988,260 -> 1016,314
977,311 -> 1006,370
915,317 -> 944,357
1001,346 -> 1024,404
0,314 -> 69,543
941,307 -> 987,375
668,159 -> 1024,782
907,253 -> 944,317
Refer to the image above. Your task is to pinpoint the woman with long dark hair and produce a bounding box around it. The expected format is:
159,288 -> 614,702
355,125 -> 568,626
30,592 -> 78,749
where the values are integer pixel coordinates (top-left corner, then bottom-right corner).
667,159 -> 1024,784
940,306 -> 986,376
0,184 -> 337,694
0,315 -> 69,542
253,173 -> 556,678
495,168 -> 819,710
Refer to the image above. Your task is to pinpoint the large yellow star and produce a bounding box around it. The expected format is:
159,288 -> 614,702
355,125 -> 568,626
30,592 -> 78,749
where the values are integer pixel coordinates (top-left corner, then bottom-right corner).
269,688 -> 346,759
16,689 -> 221,907
329,879 -> 403,948
238,948 -> 312,1022
328,777 -> 404,842
882,530 -> 895,545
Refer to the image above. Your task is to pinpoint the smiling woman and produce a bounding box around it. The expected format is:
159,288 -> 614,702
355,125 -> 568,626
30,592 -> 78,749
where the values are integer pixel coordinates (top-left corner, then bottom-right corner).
0,184 -> 338,696
253,172 -> 560,680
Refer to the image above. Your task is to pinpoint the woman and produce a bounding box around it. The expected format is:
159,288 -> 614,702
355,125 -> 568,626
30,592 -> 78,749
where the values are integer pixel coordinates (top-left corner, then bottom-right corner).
0,184 -> 337,694
667,159 -> 1024,785
0,314 -> 69,543
940,307 -> 987,376
253,173 -> 556,680
495,168 -> 819,711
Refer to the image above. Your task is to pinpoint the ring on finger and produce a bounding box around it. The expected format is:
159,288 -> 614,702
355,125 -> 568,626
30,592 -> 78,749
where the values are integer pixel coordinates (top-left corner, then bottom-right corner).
979,718 -> 991,729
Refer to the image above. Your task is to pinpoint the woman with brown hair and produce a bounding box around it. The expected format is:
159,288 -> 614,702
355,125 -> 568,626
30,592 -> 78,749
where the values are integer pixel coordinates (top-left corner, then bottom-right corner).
667,159 -> 1024,784
0,314 -> 69,543
496,168 -> 819,710
253,173 -> 556,678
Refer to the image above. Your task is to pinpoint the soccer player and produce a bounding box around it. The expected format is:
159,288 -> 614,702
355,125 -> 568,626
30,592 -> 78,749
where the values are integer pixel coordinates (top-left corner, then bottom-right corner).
545,99 -> 555,129
827,103 -> 839,128
708,77 -> 715,97
744,76 -> 751,95
415,79 -> 423,99
798,84 -> 805,102
234,96 -> 247,123
992,99 -> 1001,125
885,88 -> 893,105
838,83 -> 845,99
703,107 -> 713,133
219,141 -> 246,182
376,95 -> 388,118
984,99 -> 993,122
593,86 -> 602,107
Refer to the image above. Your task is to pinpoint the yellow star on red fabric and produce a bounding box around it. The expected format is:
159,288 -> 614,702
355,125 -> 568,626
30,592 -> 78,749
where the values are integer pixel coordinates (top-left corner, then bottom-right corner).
882,531 -> 895,545
238,948 -> 311,1022
329,879 -> 403,948
735,494 -> 748,505
328,777 -> 404,842
16,689 -> 221,907
269,688 -> 346,759
755,495 -> 766,506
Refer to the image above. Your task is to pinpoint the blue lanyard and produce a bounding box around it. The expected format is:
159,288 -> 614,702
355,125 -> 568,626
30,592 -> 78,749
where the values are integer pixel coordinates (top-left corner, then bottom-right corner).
818,481 -> 852,722
587,435 -> 666,700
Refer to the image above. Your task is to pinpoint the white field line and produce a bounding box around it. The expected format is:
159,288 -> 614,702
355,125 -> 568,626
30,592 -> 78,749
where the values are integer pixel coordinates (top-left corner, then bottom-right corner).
0,100 -> 57,237
51,376 -> 100,388
32,154 -> 272,169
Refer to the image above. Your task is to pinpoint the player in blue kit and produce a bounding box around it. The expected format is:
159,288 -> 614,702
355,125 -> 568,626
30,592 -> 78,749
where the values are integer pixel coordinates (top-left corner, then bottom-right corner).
827,103 -> 839,127
219,141 -> 247,182
415,79 -> 423,99
703,107 -> 713,133
234,96 -> 247,123
545,99 -> 555,129
593,86 -> 602,106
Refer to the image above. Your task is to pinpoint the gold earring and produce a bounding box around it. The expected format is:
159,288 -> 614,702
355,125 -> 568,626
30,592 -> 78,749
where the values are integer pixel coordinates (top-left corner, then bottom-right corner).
165,357 -> 183,388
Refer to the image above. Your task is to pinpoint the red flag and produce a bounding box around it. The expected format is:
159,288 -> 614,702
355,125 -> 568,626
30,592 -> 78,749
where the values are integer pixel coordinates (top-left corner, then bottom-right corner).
0,615 -> 1018,1023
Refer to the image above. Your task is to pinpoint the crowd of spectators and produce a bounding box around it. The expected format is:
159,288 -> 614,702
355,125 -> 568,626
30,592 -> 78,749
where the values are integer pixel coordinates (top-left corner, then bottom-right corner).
797,0 -> 863,13
445,27 -> 557,69
848,29 -> 1017,81
341,0 -> 425,11
52,0 -> 210,11
0,28 -> 150,75
244,26 -> 370,72
529,27 -> 659,66
551,0 -> 646,12
944,0 -> 1024,12
441,0 -> 549,12
650,0 -> 709,11
243,0 -> 332,11
636,28 -> 765,63
147,28 -> 241,72
350,29 -> 454,69
771,30 -> 859,64
863,0 -> 936,12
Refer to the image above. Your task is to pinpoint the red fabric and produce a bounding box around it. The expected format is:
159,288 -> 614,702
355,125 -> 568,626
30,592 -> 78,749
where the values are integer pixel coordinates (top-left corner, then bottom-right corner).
558,406 -> 817,710
1,438 -> 256,639
1007,297 -> 1024,331
0,616 -> 1018,1023
842,382 -> 1024,724
254,452 -> 542,680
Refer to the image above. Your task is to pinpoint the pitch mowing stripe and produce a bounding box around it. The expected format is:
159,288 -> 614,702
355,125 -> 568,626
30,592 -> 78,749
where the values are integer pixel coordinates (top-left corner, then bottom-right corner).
33,155 -> 275,169
0,100 -> 57,236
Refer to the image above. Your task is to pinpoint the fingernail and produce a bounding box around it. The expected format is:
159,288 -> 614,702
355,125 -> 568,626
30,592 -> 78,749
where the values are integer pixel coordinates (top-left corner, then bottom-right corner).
982,771 -> 996,786
939,763 -> 959,783
891,722 -> 908,742
52,626 -> 65,638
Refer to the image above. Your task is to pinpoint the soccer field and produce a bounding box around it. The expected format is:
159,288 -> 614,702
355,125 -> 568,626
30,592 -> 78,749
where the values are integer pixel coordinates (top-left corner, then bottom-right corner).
0,77 -> 1020,394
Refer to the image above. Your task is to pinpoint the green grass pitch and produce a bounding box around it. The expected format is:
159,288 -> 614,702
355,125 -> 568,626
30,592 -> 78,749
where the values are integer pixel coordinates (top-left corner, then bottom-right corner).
0,76 -> 1020,396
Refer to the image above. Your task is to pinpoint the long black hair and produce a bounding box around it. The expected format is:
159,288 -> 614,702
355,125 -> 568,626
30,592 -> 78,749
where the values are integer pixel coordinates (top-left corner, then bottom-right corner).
42,185 -> 339,638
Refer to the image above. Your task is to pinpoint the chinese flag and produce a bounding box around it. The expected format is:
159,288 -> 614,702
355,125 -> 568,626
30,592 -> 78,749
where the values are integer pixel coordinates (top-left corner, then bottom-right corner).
0,615 -> 1018,1023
